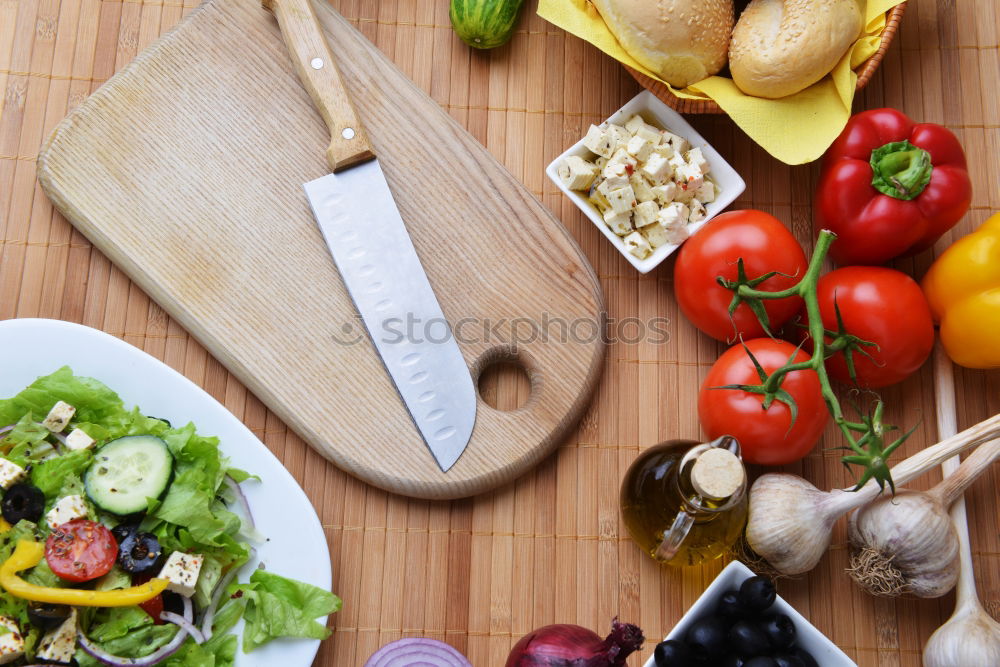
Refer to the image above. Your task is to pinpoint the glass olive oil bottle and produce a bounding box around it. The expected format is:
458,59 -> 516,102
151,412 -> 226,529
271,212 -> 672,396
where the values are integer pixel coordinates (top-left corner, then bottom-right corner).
620,436 -> 748,567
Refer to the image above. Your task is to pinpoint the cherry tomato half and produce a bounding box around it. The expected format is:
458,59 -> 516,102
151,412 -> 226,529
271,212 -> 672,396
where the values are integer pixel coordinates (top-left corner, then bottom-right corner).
134,572 -> 165,623
674,211 -> 807,342
45,519 -> 118,583
698,339 -> 828,466
809,266 -> 934,388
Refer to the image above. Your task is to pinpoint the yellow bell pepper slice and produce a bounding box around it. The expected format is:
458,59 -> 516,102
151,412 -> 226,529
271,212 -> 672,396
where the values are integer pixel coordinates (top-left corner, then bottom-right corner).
922,213 -> 1000,369
0,540 -> 168,606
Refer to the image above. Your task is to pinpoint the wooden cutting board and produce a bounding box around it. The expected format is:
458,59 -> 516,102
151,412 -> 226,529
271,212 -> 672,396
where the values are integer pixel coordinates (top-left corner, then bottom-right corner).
36,0 -> 605,500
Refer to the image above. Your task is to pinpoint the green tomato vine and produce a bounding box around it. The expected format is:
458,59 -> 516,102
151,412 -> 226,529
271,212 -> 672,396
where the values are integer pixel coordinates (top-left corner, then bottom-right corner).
716,229 -> 915,492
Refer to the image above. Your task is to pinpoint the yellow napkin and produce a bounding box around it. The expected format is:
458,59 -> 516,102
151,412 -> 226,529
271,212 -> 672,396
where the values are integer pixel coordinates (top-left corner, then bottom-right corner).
537,0 -> 902,165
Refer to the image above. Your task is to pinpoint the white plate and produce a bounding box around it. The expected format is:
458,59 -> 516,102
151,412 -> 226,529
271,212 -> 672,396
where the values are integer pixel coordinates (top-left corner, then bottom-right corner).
545,90 -> 746,274
643,561 -> 856,667
0,318 -> 332,666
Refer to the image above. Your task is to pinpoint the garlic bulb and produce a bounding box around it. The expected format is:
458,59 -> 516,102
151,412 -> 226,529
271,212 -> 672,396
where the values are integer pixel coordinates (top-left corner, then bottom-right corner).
745,413 -> 1000,576
923,349 -> 1000,665
847,437 -> 1000,598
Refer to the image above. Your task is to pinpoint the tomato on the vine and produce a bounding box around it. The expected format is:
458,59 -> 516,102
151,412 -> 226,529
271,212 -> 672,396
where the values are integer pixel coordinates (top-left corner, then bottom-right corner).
698,339 -> 828,466
674,211 -> 807,342
45,519 -> 118,582
809,266 -> 934,388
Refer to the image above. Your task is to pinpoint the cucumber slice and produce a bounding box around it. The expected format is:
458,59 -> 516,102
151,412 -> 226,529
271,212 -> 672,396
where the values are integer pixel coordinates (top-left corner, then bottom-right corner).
84,435 -> 174,515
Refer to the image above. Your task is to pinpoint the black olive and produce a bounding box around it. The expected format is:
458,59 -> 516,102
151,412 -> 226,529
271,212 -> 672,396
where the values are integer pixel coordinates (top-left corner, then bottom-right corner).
117,531 -> 162,574
653,639 -> 696,666
717,589 -> 745,618
111,521 -> 137,545
685,616 -> 730,660
788,647 -> 819,667
773,654 -> 807,667
162,590 -> 185,616
27,602 -> 71,631
743,658 -> 778,667
1,483 -> 45,525
729,619 -> 771,656
738,576 -> 776,612
760,613 -> 796,650
721,655 -> 745,667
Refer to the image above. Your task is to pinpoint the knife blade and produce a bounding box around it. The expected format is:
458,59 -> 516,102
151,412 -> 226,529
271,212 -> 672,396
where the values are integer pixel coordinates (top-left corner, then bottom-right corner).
264,0 -> 476,472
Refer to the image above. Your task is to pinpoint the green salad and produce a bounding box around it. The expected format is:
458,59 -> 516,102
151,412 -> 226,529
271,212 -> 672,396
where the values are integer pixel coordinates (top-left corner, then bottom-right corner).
0,367 -> 341,666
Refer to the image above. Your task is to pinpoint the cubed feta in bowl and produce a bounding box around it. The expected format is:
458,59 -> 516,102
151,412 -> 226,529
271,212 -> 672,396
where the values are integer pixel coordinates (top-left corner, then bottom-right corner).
545,91 -> 746,274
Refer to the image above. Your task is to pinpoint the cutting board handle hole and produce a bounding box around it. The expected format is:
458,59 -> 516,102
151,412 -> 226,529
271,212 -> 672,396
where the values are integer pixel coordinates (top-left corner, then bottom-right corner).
475,347 -> 533,412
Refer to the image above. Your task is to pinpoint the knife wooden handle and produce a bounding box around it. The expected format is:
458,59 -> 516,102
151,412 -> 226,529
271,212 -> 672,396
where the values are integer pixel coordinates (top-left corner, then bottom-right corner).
263,0 -> 375,171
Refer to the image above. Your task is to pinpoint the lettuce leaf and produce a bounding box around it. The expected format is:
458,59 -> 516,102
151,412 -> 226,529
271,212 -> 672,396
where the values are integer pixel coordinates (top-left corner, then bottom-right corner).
233,569 -> 342,652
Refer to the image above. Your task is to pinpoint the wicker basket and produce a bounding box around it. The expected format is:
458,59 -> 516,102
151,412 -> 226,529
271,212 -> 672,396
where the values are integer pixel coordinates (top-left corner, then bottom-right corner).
625,2 -> 907,114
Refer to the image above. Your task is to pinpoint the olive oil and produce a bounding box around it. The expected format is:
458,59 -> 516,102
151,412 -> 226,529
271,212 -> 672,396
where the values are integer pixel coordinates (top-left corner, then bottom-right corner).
620,437 -> 748,567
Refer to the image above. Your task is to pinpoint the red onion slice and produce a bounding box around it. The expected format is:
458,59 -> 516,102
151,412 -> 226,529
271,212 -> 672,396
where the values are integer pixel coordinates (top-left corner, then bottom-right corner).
162,611 -> 205,644
77,625 -> 189,666
200,564 -> 241,640
0,424 -> 14,436
364,638 -> 472,667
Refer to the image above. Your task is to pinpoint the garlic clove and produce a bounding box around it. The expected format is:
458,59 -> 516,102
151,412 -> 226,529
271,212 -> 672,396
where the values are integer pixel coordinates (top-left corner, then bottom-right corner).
923,605 -> 1000,666
847,490 -> 959,598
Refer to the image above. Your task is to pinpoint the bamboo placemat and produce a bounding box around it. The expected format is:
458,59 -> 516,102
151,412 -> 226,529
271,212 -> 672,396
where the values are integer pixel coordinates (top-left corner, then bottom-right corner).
1,1 -> 998,665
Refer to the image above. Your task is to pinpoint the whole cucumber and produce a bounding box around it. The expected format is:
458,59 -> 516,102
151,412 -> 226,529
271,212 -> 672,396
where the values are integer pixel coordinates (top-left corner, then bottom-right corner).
449,0 -> 526,50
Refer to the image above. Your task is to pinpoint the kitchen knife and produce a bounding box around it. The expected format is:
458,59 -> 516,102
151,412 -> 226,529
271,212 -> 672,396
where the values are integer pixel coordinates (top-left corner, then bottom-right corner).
263,0 -> 476,472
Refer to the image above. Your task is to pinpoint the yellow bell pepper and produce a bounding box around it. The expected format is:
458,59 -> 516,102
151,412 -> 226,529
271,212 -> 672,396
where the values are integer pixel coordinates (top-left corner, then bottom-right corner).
922,213 -> 1000,368
0,540 -> 168,606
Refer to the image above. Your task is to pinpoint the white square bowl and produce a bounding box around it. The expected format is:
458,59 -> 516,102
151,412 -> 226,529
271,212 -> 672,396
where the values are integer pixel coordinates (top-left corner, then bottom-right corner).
642,561 -> 856,666
545,90 -> 745,274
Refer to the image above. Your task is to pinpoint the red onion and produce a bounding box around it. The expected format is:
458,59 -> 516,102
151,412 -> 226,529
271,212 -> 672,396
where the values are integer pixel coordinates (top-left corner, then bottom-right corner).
506,618 -> 644,666
364,638 -> 472,666
161,611 -> 205,644
0,424 -> 14,436
200,563 -> 241,640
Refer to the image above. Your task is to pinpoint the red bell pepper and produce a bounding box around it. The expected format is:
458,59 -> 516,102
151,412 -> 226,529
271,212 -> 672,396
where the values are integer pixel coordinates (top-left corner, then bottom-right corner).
814,108 -> 971,265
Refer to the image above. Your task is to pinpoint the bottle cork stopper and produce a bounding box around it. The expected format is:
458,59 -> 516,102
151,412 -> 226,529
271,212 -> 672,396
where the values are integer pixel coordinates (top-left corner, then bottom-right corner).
690,448 -> 745,500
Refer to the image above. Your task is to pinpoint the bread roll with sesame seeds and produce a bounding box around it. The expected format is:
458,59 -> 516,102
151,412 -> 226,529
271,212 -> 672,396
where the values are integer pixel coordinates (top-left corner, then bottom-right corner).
729,0 -> 863,98
591,0 -> 734,89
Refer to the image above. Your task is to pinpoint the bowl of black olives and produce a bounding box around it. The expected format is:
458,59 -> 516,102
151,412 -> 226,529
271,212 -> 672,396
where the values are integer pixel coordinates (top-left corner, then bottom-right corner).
643,561 -> 855,666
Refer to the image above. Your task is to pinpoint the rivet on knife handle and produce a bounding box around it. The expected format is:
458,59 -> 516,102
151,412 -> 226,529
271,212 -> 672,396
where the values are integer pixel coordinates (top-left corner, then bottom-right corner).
262,0 -> 375,172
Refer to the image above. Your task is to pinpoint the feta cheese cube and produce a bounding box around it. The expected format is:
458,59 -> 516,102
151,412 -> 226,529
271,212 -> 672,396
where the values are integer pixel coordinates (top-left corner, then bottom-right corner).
623,231 -> 652,259
641,152 -> 673,184
594,155 -> 609,171
583,125 -> 614,158
633,201 -> 661,228
0,616 -> 23,665
598,166 -> 630,193
630,174 -> 656,203
689,199 -> 708,222
674,161 -> 704,192
609,147 -> 637,169
624,114 -> 648,135
36,609 -> 75,664
606,123 -> 630,150
65,428 -> 95,451
653,142 -> 675,160
558,155 -> 599,191
674,182 -> 697,204
663,131 -> 689,155
635,124 -> 662,146
46,495 -> 88,530
603,209 -> 633,236
642,221 -> 671,248
42,401 -> 75,433
651,182 -> 678,206
625,135 -> 655,163
696,180 -> 717,204
158,551 -> 205,598
659,202 -> 690,228
687,147 -> 710,175
588,186 -> 611,214
0,460 -> 26,491
605,186 -> 637,215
